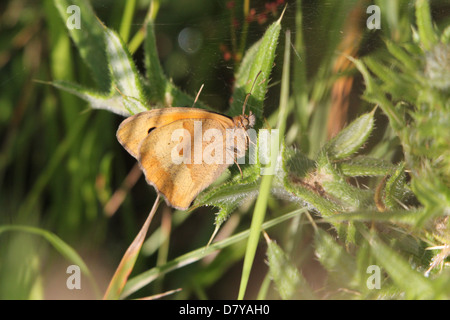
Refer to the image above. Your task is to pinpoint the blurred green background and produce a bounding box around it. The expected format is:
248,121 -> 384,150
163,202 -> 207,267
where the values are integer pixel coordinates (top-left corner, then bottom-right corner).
0,0 -> 449,299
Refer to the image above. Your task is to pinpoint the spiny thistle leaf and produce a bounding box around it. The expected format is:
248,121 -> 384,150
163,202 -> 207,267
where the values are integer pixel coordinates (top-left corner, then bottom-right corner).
384,163 -> 408,210
265,233 -> 315,299
337,156 -> 396,177
324,208 -> 425,226
54,0 -> 110,92
194,176 -> 260,227
104,28 -> 147,114
281,147 -> 342,217
51,80 -> 130,116
363,231 -> 438,299
229,9 -> 284,124
321,109 -> 376,160
314,228 -> 358,290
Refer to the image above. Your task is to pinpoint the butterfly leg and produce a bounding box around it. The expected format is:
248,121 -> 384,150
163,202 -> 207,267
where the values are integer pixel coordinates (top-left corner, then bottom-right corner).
245,131 -> 257,148
234,158 -> 243,179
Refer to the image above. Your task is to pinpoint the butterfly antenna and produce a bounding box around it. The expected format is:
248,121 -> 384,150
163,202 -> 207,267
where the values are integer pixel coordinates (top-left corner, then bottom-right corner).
242,70 -> 262,115
192,84 -> 205,108
234,158 -> 243,179
114,85 -> 125,98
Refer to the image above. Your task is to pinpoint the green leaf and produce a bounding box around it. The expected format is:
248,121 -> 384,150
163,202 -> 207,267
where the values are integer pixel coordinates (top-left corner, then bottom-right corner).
282,146 -> 317,179
54,0 -> 110,92
281,147 -> 341,217
265,234 -> 315,299
324,208 -> 424,226
50,80 -> 130,116
144,21 -> 168,104
314,229 -> 358,290
364,231 -> 438,299
384,163 -> 407,210
363,54 -> 416,104
350,57 -> 404,132
321,109 -> 376,160
0,225 -> 91,277
338,156 -> 396,177
410,165 -> 450,226
415,0 -> 438,50
229,7 -> 284,124
321,178 -> 372,210
104,28 -> 147,114
122,95 -> 148,116
54,1 -> 148,116
384,40 -> 418,73
194,175 -> 260,227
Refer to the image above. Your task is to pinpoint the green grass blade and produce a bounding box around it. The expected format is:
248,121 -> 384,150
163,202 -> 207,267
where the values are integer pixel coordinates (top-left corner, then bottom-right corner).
237,169 -> 274,300
44,0 -> 79,126
323,208 -> 423,225
0,225 -> 91,276
293,0 -> 309,130
415,0 -> 438,50
237,27 -> 290,300
128,1 -> 159,54
0,224 -> 99,297
144,21 -> 167,103
119,0 -> 136,43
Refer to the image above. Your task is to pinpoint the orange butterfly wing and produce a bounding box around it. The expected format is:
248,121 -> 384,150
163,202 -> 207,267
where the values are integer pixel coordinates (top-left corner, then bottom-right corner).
116,107 -> 234,159
137,118 -> 233,210
116,108 -> 238,210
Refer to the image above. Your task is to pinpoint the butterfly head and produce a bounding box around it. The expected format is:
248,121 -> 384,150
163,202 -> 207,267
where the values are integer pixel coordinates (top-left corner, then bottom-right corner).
233,111 -> 255,129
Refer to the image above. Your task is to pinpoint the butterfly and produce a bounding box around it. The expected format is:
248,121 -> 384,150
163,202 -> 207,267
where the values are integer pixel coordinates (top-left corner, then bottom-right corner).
116,89 -> 256,210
